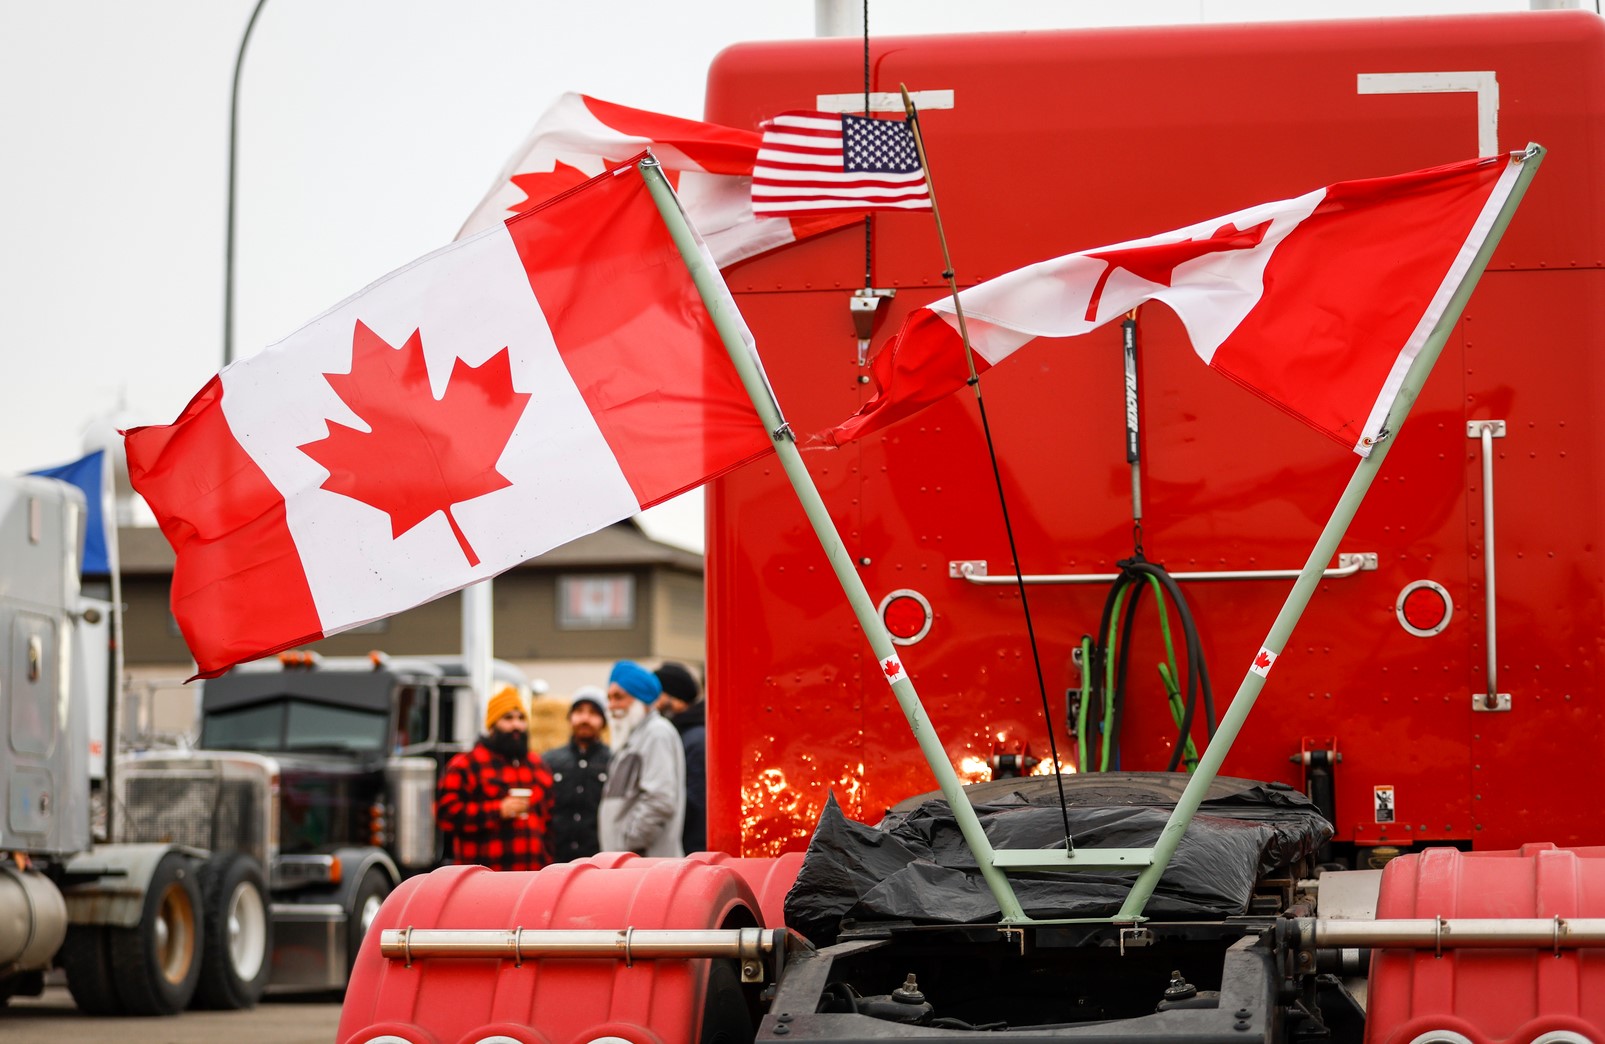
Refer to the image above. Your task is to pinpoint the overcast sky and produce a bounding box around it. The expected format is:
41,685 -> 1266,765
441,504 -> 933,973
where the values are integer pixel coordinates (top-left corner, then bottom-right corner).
1,0 -> 1545,550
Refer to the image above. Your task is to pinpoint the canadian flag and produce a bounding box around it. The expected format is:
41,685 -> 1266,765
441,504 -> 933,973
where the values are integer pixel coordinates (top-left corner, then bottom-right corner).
458,93 -> 858,265
822,153 -> 1524,454
126,162 -> 771,678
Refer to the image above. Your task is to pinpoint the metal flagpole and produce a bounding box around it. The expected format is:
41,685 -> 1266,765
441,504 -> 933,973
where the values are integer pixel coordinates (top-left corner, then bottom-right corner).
1115,144 -> 1545,920
636,155 -> 1028,923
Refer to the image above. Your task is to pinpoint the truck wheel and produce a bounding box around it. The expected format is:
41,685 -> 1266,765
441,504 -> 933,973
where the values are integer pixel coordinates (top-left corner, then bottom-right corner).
61,924 -> 123,1015
699,959 -> 756,1043
346,867 -> 391,978
108,851 -> 203,1015
192,853 -> 272,1010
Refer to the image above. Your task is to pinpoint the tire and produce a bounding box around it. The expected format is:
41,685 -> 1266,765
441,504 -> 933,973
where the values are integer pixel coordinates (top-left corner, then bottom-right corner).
191,853 -> 273,1010
61,924 -> 122,1015
107,851 -> 204,1016
0,970 -> 43,1006
345,867 -> 391,980
698,959 -> 756,1044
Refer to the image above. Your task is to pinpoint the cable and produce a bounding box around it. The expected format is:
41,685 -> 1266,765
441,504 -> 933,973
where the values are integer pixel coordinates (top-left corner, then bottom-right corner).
1087,557 -> 1216,772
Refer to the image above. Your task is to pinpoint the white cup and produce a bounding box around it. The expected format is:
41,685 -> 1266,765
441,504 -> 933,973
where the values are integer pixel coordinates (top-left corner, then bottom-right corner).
508,788 -> 531,819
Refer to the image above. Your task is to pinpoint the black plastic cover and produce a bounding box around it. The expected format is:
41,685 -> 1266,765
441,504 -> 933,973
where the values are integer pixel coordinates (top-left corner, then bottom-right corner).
784,773 -> 1332,946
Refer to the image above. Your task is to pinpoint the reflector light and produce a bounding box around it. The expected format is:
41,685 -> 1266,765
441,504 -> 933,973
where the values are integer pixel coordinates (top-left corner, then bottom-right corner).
878,589 -> 934,645
1401,589 -> 1444,630
1395,580 -> 1452,637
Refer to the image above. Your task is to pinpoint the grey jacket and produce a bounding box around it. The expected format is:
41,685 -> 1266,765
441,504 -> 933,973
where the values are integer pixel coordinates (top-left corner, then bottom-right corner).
597,711 -> 686,857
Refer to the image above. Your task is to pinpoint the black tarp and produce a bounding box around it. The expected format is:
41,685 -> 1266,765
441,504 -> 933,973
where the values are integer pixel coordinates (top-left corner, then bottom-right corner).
784,773 -> 1332,946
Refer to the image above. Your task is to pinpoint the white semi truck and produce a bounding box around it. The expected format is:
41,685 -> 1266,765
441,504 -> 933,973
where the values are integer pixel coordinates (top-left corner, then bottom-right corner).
0,472 -> 514,1015
0,473 -> 212,1015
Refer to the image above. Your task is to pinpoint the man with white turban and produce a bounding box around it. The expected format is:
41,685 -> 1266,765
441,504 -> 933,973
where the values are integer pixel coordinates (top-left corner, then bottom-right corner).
597,660 -> 686,857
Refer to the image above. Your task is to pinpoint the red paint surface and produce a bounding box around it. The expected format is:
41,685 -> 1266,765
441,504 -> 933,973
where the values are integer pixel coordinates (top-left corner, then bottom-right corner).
702,12 -> 1605,856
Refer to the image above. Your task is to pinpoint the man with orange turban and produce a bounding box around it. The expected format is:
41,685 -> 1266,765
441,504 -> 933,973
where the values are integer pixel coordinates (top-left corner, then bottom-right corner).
436,684 -> 555,870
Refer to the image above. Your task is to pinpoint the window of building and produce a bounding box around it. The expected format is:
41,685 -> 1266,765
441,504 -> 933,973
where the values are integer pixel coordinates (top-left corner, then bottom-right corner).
557,574 -> 635,630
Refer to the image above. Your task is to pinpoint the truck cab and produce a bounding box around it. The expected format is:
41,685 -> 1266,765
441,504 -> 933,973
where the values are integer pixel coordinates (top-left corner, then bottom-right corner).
116,652 -> 449,997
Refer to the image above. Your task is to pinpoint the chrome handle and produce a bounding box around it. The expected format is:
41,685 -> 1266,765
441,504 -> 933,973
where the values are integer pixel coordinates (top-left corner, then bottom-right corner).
949,553 -> 1378,586
1468,420 -> 1509,711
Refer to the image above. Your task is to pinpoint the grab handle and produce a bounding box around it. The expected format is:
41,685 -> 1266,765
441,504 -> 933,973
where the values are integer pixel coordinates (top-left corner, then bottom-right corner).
1468,420 -> 1510,712
949,553 -> 1377,586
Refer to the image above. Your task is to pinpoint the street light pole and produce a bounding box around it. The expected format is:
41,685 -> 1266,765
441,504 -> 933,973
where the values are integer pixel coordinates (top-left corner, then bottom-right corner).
223,0 -> 269,368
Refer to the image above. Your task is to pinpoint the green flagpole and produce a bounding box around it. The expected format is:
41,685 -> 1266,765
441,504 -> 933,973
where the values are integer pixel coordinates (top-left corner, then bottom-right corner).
635,155 -> 1029,923
1115,144 -> 1545,920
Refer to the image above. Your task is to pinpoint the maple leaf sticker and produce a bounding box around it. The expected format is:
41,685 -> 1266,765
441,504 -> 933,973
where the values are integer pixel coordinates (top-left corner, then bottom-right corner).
1249,647 -> 1277,678
1082,219 -> 1273,322
299,321 -> 531,567
880,655 -> 907,685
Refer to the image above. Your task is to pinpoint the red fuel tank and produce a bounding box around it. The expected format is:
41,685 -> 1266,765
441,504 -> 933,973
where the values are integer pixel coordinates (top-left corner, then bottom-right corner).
1367,844 -> 1605,1044
337,854 -> 799,1044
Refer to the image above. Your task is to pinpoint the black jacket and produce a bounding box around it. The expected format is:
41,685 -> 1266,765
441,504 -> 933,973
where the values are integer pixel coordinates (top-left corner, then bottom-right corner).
669,701 -> 706,853
542,737 -> 611,861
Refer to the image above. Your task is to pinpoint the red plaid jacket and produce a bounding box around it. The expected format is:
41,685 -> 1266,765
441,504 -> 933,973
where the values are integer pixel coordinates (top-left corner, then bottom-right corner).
436,737 -> 555,871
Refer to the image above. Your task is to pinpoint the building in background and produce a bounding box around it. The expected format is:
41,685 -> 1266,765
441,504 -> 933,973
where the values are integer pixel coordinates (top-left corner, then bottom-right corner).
118,519 -> 705,741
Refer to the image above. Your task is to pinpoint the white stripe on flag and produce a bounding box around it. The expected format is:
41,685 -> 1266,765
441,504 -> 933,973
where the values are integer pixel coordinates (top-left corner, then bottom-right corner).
223,224 -> 639,631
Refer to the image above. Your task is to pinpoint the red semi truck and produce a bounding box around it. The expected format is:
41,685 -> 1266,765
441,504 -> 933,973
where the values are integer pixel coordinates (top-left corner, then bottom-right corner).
340,11 -> 1605,1043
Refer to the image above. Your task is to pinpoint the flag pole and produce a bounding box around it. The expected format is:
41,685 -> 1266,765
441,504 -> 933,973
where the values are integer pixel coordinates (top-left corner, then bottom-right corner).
636,155 -> 1028,923
1115,144 -> 1545,920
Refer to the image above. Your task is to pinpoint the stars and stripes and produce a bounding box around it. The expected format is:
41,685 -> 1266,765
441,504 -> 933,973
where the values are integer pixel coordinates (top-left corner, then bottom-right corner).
752,111 -> 933,217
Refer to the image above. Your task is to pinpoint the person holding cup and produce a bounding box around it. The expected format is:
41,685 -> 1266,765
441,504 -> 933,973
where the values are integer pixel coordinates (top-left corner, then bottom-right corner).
435,684 -> 555,870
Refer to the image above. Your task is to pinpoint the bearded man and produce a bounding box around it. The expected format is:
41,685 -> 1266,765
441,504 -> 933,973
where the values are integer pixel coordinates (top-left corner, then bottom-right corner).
542,686 -> 612,860
435,684 -> 555,870
597,660 -> 685,857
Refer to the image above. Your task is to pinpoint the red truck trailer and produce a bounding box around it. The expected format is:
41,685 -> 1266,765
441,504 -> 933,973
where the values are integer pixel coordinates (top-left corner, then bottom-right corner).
340,12 -> 1605,1043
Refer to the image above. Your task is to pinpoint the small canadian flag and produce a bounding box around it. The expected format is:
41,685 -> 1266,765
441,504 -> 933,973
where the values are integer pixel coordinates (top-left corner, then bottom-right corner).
1249,647 -> 1277,678
880,654 -> 908,685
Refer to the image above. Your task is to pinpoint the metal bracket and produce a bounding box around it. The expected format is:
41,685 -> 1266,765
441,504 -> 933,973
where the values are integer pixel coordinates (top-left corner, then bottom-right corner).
1466,419 -> 1507,438
1472,692 -> 1511,712
949,560 -> 987,579
1117,926 -> 1153,956
850,288 -> 897,366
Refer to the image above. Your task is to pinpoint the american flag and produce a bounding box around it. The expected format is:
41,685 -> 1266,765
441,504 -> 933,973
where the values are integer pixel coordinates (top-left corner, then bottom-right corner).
752,111 -> 933,217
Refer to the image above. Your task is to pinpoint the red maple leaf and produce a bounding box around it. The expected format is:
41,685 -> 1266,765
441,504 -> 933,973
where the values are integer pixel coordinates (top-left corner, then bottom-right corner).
507,159 -> 678,217
298,321 -> 531,567
1254,650 -> 1274,671
507,160 -> 591,217
1082,219 -> 1272,322
882,658 -> 900,678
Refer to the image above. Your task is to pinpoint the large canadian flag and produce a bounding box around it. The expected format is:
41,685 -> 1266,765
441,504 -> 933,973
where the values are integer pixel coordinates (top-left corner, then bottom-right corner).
822,153 -> 1524,454
126,161 -> 771,678
458,93 -> 858,265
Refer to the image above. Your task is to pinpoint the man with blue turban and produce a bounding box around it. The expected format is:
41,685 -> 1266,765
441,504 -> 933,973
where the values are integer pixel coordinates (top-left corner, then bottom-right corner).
597,660 -> 686,857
